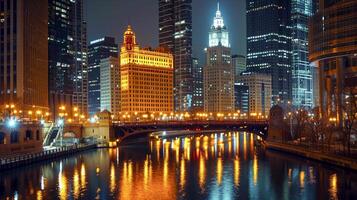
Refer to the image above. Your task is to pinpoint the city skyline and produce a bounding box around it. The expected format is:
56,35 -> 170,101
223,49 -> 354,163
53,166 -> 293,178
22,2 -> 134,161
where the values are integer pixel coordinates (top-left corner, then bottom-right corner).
85,0 -> 246,62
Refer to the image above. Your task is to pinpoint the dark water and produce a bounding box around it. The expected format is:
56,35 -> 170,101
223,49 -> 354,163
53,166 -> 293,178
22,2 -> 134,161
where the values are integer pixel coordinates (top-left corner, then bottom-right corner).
1,132 -> 357,200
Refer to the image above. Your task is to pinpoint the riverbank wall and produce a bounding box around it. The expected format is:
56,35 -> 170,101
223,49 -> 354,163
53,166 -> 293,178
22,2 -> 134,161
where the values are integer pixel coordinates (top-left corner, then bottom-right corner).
0,144 -> 97,171
264,141 -> 357,171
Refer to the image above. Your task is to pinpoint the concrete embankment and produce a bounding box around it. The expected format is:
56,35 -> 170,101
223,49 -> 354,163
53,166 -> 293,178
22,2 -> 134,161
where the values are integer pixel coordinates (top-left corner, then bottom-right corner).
0,144 -> 97,171
264,141 -> 357,171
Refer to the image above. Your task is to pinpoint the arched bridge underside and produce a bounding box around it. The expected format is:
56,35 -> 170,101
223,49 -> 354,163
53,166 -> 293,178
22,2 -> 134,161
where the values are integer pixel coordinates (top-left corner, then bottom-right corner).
113,120 -> 269,145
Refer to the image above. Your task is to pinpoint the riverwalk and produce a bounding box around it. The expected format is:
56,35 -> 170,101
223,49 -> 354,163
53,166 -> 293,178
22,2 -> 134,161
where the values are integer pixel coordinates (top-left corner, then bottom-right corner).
0,144 -> 97,171
264,140 -> 357,171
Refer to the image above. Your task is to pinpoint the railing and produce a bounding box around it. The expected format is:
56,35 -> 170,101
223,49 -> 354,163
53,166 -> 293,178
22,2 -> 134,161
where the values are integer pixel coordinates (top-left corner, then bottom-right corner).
114,119 -> 268,126
0,144 -> 96,168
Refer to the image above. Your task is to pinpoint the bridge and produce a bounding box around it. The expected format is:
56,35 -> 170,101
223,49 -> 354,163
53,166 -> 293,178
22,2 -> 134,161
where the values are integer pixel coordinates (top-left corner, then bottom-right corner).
112,119 -> 269,144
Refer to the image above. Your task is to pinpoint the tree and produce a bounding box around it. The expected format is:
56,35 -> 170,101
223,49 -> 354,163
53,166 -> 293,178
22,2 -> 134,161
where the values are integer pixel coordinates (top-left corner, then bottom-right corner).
306,107 -> 326,149
292,108 -> 309,143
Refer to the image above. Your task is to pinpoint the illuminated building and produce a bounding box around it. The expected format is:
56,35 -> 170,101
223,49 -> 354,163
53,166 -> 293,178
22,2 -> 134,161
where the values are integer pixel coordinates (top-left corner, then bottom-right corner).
88,37 -> 118,116
120,25 -> 174,114
203,3 -> 235,113
309,0 -> 357,125
0,0 -> 49,114
237,72 -> 272,117
159,0 -> 193,112
209,3 -> 229,48
100,57 -> 120,118
48,0 -> 88,119
291,0 -> 313,108
232,54 -> 246,82
246,0 -> 292,105
192,58 -> 203,112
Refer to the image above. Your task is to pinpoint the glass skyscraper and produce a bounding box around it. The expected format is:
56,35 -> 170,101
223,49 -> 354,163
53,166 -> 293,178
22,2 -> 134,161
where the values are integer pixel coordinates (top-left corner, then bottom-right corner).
159,0 -> 193,112
246,0 -> 292,105
88,37 -> 118,116
291,0 -> 313,108
48,0 -> 88,118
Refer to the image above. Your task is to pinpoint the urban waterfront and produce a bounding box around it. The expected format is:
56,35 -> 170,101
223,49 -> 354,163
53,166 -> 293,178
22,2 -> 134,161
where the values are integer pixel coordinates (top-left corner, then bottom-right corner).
1,132 -> 356,200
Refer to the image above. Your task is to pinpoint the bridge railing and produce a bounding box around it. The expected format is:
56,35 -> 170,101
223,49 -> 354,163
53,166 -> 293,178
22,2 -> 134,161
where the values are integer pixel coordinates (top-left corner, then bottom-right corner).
113,119 -> 268,126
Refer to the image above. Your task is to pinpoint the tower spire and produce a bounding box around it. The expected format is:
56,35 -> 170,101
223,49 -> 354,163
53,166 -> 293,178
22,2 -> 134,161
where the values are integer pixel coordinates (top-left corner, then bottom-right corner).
217,2 -> 220,12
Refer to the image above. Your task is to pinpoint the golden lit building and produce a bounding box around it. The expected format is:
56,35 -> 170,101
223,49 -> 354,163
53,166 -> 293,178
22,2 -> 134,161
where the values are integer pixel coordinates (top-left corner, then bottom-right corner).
120,25 -> 174,114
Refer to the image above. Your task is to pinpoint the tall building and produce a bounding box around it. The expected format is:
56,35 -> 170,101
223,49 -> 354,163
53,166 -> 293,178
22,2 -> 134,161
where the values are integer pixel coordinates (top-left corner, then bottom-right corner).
159,0 -> 193,112
100,57 -> 120,118
0,0 -> 49,115
88,37 -> 118,116
192,57 -> 203,112
203,4 -> 235,113
120,26 -> 174,114
246,0 -> 292,105
237,72 -> 272,117
232,54 -> 246,82
48,0 -> 88,119
234,83 -> 249,114
291,0 -> 313,108
309,0 -> 357,125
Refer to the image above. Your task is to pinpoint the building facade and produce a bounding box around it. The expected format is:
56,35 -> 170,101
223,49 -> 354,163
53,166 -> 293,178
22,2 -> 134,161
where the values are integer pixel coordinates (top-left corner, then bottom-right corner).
291,0 -> 313,108
48,0 -> 88,119
246,0 -> 292,105
309,0 -> 357,125
232,54 -> 246,82
192,57 -> 203,112
159,0 -> 193,112
234,83 -> 249,115
88,37 -> 118,116
120,26 -> 174,114
100,57 -> 120,118
0,0 -> 49,116
203,4 -> 235,113
237,73 -> 272,117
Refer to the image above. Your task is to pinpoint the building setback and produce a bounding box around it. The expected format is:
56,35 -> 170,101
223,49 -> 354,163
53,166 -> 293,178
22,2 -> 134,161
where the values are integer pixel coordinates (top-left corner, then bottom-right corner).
246,0 -> 291,105
159,0 -> 193,112
0,0 -> 49,114
100,57 -> 120,118
88,37 -> 118,116
48,0 -> 88,119
203,4 -> 235,113
120,26 -> 174,114
237,72 -> 272,117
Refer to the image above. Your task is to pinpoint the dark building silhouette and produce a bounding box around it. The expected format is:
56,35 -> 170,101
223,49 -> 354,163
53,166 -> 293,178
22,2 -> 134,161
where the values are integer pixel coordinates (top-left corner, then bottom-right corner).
159,0 -> 193,111
246,0 -> 292,105
48,0 -> 88,119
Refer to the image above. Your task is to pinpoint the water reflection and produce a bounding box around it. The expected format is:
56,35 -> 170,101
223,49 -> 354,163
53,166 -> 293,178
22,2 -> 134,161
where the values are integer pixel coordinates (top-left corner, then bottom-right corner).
0,132 -> 357,199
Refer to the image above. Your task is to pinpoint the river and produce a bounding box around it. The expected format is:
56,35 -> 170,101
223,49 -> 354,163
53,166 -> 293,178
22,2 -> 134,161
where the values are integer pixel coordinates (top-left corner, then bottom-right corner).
1,132 -> 356,199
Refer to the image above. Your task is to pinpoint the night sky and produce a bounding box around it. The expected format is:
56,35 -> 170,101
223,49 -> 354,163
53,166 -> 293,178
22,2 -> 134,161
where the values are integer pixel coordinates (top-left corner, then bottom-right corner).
84,0 -> 246,64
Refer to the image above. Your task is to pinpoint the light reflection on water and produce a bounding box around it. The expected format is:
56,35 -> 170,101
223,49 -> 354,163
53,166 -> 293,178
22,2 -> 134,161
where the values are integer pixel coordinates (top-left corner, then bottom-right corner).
0,132 -> 357,200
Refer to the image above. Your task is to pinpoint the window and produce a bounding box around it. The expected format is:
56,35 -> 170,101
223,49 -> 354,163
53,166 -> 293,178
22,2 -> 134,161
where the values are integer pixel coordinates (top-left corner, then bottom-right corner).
0,132 -> 5,144
36,130 -> 40,141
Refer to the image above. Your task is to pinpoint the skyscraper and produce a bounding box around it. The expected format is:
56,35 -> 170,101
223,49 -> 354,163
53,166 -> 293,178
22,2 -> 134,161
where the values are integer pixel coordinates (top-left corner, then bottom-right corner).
291,0 -> 313,108
234,83 -> 249,115
120,26 -> 174,114
100,57 -> 120,118
309,0 -> 357,125
48,0 -> 88,119
88,37 -> 118,116
246,0 -> 292,105
203,4 -> 235,113
0,0 -> 49,115
232,54 -> 246,82
159,0 -> 193,112
192,58 -> 203,112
